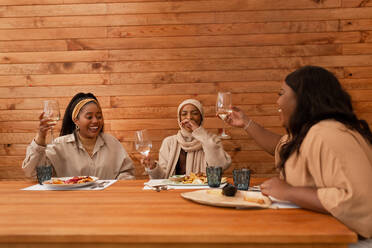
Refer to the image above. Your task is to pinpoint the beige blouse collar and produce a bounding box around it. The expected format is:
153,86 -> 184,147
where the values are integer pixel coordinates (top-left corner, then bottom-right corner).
66,133 -> 106,154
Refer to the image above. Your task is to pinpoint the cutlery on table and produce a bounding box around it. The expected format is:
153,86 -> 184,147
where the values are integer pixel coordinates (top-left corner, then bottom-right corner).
147,184 -> 168,192
91,181 -> 109,189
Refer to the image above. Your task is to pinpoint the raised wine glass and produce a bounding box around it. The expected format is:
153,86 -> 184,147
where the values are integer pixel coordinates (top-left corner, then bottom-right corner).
43,100 -> 60,143
135,129 -> 153,175
216,92 -> 232,139
135,129 -> 152,157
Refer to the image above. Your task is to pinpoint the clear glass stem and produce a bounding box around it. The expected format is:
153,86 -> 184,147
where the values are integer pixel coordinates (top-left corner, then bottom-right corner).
221,127 -> 227,136
50,128 -> 54,143
220,121 -> 231,139
142,154 -> 149,176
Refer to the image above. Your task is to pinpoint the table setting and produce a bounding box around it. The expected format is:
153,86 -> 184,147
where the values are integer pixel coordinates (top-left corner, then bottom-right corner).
0,179 -> 357,248
20,164 -> 118,191
21,178 -> 117,191
143,167 -> 299,209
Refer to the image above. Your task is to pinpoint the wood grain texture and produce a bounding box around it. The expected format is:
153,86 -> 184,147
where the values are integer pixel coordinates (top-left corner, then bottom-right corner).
0,1 -> 343,18
0,0 -> 371,180
1,8 -> 372,30
0,180 -> 358,248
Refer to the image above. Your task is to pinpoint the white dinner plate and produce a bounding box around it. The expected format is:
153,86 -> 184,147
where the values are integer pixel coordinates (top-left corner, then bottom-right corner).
162,177 -> 227,186
181,189 -> 272,209
43,176 -> 98,189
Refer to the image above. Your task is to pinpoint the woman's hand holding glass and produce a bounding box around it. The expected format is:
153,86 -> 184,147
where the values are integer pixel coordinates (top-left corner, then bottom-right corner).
42,100 -> 60,143
135,130 -> 156,172
140,156 -> 157,170
226,106 -> 251,128
35,112 -> 56,146
35,100 -> 60,146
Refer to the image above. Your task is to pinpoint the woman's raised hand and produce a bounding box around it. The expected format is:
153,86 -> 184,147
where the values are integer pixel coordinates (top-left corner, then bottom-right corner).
225,106 -> 250,128
35,112 -> 56,146
180,118 -> 199,131
140,156 -> 157,170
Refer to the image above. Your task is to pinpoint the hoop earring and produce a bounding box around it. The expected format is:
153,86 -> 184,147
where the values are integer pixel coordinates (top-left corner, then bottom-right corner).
75,125 -> 80,131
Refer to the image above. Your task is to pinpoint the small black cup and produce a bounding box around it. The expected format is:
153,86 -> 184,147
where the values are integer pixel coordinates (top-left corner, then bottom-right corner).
233,168 -> 251,190
36,165 -> 52,185
206,166 -> 222,188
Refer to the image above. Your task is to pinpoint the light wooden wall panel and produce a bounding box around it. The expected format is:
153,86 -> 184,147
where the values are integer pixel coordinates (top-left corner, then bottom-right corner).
0,0 -> 371,180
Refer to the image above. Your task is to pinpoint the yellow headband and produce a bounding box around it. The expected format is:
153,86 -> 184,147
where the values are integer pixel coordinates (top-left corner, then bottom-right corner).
72,99 -> 99,120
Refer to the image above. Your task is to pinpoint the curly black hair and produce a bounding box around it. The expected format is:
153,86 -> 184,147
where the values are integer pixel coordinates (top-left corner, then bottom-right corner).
278,66 -> 372,177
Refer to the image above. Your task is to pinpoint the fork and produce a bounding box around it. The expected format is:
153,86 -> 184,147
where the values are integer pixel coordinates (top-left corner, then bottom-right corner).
91,181 -> 108,189
149,185 -> 168,192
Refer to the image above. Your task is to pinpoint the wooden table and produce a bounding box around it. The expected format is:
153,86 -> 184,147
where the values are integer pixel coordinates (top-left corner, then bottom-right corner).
0,179 -> 357,248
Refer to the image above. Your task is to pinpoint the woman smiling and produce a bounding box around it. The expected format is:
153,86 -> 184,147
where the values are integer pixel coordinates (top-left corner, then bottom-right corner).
22,93 -> 135,180
226,66 -> 372,242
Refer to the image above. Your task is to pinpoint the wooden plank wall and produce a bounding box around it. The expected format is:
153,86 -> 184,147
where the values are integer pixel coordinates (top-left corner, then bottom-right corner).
0,0 -> 371,180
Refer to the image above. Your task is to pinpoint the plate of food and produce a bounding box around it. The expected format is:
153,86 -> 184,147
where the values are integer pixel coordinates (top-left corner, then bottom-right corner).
163,173 -> 227,186
43,176 -> 98,188
181,187 -> 272,209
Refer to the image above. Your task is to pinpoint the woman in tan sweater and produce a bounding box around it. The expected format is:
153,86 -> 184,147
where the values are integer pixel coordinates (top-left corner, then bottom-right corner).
142,99 -> 231,179
226,66 -> 372,244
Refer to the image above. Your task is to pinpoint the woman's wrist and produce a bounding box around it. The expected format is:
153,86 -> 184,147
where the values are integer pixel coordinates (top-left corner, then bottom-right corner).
148,161 -> 158,170
35,133 -> 46,146
243,119 -> 254,131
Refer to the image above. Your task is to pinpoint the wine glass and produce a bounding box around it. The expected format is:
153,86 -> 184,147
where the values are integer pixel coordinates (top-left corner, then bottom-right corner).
43,100 -> 60,143
134,129 -> 152,157
216,92 -> 232,139
135,129 -> 153,176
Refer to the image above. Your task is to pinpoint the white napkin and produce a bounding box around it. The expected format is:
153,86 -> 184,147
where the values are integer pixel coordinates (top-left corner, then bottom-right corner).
269,196 -> 300,209
21,180 -> 117,191
144,180 -> 299,209
144,179 -> 226,190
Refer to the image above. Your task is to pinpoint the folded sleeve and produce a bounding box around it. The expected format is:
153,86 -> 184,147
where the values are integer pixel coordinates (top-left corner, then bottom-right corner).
192,127 -> 231,170
21,139 -> 48,178
303,128 -> 372,238
147,137 -> 171,179
117,150 -> 136,180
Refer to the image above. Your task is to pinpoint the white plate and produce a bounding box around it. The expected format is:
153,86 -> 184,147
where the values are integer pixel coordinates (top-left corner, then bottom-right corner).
43,176 -> 98,189
248,185 -> 261,191
168,175 -> 186,182
181,189 -> 272,209
162,177 -> 227,186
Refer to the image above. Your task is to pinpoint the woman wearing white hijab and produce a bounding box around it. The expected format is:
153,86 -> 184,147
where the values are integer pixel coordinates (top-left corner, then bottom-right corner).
142,99 -> 231,179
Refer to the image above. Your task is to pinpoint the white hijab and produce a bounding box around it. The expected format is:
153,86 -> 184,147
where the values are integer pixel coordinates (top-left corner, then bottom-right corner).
176,99 -> 204,152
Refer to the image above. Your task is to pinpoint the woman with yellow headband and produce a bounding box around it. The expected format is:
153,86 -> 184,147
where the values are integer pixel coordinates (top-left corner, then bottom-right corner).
22,93 -> 135,180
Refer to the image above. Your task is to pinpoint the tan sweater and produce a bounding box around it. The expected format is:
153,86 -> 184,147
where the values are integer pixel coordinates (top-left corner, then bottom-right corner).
148,127 -> 231,179
275,120 -> 372,238
22,133 -> 135,180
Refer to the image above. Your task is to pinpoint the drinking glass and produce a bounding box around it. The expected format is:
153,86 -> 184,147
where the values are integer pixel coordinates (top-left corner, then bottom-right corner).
216,92 -> 232,139
43,100 -> 60,143
134,129 -> 152,157
36,165 -> 53,185
206,166 -> 222,188
233,168 -> 251,190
